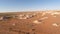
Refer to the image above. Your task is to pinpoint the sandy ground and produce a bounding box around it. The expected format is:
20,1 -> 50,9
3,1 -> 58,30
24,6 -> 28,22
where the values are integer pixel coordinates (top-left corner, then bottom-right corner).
0,11 -> 60,34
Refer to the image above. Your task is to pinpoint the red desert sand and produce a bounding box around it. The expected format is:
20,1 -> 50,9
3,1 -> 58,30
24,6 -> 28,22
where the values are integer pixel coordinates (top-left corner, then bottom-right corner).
0,11 -> 60,34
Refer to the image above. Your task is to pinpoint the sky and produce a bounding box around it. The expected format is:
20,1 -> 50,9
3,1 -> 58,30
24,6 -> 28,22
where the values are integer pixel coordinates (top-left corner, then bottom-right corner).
0,0 -> 60,12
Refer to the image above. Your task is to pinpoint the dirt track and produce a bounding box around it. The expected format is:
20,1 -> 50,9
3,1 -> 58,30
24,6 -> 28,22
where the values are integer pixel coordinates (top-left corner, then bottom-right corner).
0,11 -> 60,34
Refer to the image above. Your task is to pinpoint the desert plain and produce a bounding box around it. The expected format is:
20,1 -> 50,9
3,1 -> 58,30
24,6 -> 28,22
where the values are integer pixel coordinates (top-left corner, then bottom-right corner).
0,11 -> 60,34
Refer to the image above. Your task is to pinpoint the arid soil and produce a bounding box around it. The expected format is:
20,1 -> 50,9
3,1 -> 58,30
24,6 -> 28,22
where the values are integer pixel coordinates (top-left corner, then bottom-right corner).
0,11 -> 60,34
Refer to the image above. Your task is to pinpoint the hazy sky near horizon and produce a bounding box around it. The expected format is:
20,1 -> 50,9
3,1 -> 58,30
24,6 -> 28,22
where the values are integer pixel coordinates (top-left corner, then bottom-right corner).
0,0 -> 60,12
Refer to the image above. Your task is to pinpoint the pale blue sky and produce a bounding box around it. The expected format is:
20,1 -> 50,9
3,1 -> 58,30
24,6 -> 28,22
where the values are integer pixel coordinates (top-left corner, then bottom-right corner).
0,0 -> 60,12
